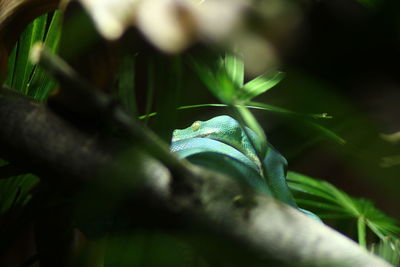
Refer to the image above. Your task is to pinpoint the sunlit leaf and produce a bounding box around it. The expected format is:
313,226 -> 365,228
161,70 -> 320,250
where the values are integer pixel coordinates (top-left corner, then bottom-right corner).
224,52 -> 244,87
237,71 -> 284,102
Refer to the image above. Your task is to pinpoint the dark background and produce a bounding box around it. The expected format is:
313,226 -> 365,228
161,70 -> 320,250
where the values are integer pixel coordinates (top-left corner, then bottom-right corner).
275,0 -> 400,219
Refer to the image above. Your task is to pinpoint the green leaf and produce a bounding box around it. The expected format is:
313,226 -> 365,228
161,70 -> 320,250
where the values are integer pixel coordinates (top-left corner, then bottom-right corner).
0,160 -> 37,214
214,68 -> 237,104
294,198 -> 347,212
237,71 -> 285,102
235,105 -> 267,156
43,11 -> 62,53
289,183 -> 339,203
27,11 -> 62,100
189,56 -> 236,104
189,57 -> 219,94
314,213 -> 354,219
307,121 -> 346,144
224,53 -> 244,87
0,173 -> 38,214
138,102 -> 332,124
12,13 -> 48,94
287,171 -> 400,244
247,101 -> 332,119
247,102 -> 345,144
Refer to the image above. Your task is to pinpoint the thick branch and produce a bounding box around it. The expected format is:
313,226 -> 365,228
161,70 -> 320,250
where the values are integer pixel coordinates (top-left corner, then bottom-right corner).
0,87 -> 390,266
0,87 -> 114,185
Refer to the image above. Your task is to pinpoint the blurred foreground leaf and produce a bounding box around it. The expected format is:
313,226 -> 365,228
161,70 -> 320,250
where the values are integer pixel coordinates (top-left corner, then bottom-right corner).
371,238 -> 400,266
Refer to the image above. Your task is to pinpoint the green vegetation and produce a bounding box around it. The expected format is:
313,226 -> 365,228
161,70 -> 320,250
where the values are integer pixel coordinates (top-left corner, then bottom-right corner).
0,0 -> 399,266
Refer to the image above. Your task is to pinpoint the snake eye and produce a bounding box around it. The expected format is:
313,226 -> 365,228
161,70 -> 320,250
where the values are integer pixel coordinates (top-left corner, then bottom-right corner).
191,121 -> 201,131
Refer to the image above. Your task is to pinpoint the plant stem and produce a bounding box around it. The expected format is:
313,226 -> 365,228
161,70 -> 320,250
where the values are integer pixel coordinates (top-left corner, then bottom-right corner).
358,216 -> 367,248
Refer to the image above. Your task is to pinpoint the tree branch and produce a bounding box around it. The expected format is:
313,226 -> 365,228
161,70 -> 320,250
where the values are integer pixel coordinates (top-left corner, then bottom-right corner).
0,87 -> 390,266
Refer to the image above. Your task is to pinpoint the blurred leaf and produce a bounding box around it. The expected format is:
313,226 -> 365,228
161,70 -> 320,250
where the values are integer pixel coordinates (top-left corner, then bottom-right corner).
224,52 -> 244,87
0,170 -> 38,214
306,120 -> 346,144
287,171 -> 400,244
0,161 -> 38,215
380,132 -> 400,144
189,57 -> 219,94
189,56 -> 236,104
105,231 -> 206,267
152,55 -> 183,142
142,58 -> 156,124
357,0 -> 380,8
238,71 -> 285,102
116,52 -> 137,116
371,238 -> 400,266
190,55 -> 267,152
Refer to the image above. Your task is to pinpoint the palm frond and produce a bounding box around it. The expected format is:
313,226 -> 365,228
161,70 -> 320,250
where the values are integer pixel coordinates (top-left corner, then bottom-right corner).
287,171 -> 400,245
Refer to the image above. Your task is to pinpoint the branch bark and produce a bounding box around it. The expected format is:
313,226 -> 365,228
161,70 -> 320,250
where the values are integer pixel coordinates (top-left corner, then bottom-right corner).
0,87 -> 391,266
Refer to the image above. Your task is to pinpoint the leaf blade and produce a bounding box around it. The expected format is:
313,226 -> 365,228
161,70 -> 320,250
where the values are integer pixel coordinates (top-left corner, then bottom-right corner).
12,14 -> 48,93
224,52 -> 244,87
238,71 -> 285,101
